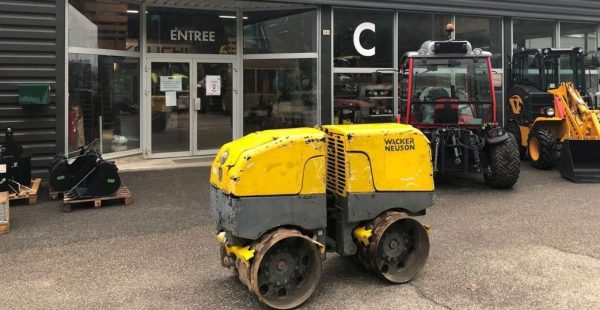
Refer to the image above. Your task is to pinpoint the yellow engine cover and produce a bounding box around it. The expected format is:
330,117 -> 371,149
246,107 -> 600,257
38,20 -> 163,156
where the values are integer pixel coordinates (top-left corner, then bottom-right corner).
210,128 -> 326,197
322,124 -> 434,194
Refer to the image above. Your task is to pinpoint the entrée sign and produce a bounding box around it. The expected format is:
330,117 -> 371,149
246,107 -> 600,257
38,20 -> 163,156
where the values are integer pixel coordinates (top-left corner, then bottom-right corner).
170,29 -> 216,42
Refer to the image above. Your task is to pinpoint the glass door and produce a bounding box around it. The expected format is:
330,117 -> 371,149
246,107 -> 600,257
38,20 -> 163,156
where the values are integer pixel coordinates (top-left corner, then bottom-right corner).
148,61 -> 191,156
193,61 -> 235,154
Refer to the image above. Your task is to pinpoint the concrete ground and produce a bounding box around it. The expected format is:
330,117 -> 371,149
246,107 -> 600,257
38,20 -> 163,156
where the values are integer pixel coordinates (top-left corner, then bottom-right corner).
1,164 -> 599,309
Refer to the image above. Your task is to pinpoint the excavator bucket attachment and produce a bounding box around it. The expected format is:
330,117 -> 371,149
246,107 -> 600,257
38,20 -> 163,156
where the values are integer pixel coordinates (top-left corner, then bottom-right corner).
72,160 -> 121,198
559,140 -> 600,183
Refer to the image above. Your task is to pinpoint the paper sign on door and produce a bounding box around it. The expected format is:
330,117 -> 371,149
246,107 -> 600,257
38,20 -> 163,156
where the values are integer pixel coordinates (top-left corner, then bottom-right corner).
206,75 -> 221,96
165,91 -> 177,107
160,76 -> 183,92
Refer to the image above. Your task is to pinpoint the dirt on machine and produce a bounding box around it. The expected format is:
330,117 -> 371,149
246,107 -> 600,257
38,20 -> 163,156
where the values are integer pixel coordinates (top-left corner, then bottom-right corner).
398,27 -> 520,189
507,47 -> 600,182
210,124 -> 434,309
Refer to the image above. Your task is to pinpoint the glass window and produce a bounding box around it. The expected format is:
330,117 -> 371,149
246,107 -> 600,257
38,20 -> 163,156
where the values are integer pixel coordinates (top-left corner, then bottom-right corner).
333,73 -> 394,124
243,59 -> 317,134
456,15 -> 503,68
146,8 -> 237,54
244,9 -> 317,54
513,19 -> 556,52
398,12 -> 452,60
68,0 -> 140,51
68,54 -> 140,154
410,58 -> 493,125
560,22 -> 598,53
334,9 -> 394,68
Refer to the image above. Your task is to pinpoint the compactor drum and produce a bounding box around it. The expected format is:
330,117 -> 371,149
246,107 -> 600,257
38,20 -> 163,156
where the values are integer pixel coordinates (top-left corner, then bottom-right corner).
210,124 -> 434,309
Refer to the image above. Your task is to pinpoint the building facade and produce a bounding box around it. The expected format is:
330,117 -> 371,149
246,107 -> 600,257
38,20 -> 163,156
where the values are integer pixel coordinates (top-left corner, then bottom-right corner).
1,0 -> 599,174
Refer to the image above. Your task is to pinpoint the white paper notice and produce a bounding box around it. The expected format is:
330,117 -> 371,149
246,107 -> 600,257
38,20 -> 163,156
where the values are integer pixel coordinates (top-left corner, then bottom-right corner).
160,76 -> 183,92
165,91 -> 177,107
206,75 -> 221,96
0,164 -> 6,174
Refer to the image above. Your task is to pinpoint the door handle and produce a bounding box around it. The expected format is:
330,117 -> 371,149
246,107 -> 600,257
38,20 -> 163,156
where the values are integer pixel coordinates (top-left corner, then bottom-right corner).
195,98 -> 202,111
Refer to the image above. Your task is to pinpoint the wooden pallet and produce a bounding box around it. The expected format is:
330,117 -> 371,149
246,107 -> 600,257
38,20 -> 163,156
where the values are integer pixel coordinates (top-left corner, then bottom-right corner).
62,186 -> 132,212
8,178 -> 41,205
1,192 -> 8,236
48,187 -> 65,200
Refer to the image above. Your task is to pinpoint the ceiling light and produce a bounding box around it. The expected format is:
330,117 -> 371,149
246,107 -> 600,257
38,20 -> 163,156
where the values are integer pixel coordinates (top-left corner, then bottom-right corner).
126,9 -> 139,14
219,15 -> 248,19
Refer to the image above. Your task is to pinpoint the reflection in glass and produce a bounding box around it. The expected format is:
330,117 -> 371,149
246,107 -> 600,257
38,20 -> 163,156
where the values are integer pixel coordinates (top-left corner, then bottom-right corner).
244,9 -> 317,54
150,62 -> 190,153
334,9 -> 394,68
410,58 -> 493,125
560,22 -> 598,53
68,0 -> 140,51
243,59 -> 317,134
398,13 -> 452,59
560,22 -> 599,95
455,15 -> 503,68
333,73 -> 394,124
146,8 -> 236,54
513,19 -> 555,52
196,63 -> 233,150
68,54 -> 140,154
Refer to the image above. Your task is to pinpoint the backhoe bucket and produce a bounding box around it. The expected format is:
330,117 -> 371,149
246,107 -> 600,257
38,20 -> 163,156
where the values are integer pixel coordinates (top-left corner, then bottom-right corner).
559,140 -> 600,183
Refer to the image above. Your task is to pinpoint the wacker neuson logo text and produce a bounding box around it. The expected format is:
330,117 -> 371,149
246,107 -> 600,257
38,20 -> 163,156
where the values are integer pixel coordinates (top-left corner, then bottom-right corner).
384,138 -> 416,151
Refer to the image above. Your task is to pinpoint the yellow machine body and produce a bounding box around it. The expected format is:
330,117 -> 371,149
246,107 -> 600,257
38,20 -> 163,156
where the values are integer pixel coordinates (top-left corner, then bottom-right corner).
517,83 -> 600,182
210,127 -> 326,197
210,123 -> 435,309
322,123 -> 434,195
519,82 -> 600,143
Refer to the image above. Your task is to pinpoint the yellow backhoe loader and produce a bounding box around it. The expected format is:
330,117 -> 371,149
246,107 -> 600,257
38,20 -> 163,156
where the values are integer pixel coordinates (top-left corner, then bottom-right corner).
506,47 -> 600,182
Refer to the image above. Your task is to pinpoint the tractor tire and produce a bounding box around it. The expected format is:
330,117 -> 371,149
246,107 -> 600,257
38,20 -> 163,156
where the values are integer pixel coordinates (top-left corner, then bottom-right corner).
527,128 -> 557,170
505,121 -> 526,159
484,133 -> 521,189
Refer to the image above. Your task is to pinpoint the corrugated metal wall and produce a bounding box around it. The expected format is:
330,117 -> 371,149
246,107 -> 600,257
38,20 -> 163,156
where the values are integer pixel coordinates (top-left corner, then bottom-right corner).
264,0 -> 600,22
0,0 -> 65,176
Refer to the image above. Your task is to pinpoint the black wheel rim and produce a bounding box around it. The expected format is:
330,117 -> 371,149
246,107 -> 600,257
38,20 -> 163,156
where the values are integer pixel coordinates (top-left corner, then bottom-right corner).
374,219 -> 429,283
255,237 -> 321,309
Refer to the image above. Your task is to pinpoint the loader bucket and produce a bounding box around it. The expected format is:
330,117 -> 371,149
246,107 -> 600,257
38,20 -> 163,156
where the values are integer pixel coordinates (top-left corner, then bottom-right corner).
559,140 -> 600,183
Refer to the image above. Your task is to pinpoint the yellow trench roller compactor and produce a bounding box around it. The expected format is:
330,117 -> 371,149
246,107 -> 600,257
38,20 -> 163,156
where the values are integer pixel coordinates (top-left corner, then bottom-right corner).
210,124 -> 435,309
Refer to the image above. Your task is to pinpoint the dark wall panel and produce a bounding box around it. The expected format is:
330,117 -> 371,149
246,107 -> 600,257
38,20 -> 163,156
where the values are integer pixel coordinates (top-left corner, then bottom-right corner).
0,0 -> 65,177
265,0 -> 600,22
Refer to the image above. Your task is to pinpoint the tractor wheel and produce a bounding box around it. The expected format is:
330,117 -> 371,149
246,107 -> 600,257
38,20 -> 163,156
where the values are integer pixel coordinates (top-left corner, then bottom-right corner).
505,121 -> 526,159
484,134 -> 521,189
237,229 -> 322,310
356,212 -> 429,283
528,128 -> 557,170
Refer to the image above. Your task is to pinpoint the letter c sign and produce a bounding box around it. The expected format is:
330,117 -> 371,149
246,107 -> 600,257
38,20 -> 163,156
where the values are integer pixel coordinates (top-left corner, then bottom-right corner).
353,22 -> 376,57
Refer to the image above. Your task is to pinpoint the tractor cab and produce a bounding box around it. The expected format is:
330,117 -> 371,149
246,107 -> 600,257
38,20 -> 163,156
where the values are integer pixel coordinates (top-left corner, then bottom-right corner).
396,33 -> 520,189
400,40 -> 496,129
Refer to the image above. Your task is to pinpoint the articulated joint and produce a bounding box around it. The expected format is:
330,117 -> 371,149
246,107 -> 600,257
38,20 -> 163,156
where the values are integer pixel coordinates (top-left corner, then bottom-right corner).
353,226 -> 373,246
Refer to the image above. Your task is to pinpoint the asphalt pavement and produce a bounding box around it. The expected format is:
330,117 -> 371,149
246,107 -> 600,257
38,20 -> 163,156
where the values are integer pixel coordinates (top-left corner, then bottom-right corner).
1,164 -> 599,309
